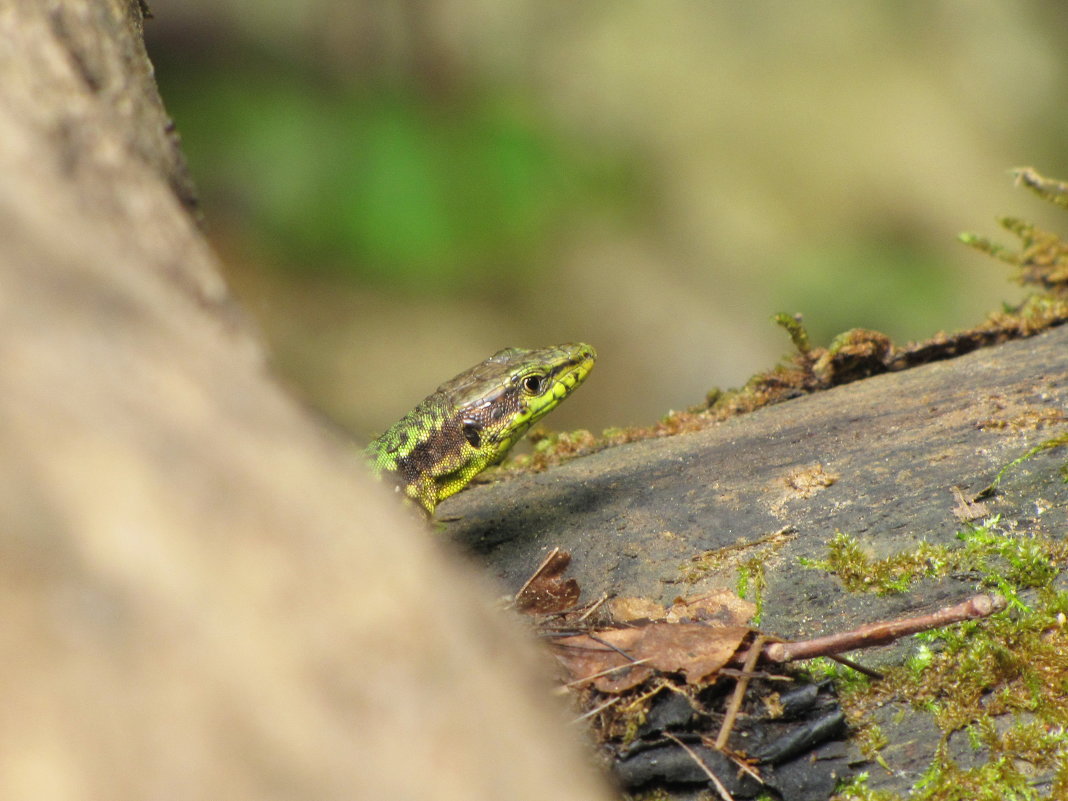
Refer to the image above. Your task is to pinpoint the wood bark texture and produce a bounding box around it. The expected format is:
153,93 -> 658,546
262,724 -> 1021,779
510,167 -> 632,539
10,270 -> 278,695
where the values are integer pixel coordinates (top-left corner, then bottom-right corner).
448,325 -> 1068,638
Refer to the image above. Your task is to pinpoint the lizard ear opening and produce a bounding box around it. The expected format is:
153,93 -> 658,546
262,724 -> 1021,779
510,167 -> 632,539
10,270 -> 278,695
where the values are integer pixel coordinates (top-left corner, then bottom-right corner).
462,421 -> 483,448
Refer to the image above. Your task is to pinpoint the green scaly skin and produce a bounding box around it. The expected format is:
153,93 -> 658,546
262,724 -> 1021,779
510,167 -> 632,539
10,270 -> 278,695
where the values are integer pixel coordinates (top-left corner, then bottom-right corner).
366,343 -> 596,515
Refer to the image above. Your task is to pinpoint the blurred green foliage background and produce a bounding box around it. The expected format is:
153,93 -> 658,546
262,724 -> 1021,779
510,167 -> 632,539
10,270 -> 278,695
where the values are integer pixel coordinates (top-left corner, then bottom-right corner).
145,1 -> 1068,439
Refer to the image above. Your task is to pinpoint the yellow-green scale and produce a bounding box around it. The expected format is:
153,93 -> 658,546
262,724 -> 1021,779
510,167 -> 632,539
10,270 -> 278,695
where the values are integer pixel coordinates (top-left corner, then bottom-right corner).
366,343 -> 596,514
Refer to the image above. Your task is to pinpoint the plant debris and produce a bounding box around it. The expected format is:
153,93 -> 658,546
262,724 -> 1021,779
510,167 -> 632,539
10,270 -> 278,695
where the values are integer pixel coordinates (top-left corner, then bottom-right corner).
513,552 -> 1006,799
514,547 -> 581,614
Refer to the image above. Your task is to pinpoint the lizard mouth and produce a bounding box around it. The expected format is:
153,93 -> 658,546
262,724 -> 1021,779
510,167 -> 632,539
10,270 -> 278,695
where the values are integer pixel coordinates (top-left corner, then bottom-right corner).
555,344 -> 596,394
526,343 -> 595,422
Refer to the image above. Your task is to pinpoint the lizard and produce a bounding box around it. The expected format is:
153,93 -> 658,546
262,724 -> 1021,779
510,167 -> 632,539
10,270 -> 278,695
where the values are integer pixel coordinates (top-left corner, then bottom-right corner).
366,342 -> 596,515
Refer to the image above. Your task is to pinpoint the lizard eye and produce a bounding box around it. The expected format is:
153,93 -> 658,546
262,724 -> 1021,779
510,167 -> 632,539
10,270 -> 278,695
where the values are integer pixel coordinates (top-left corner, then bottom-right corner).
522,374 -> 545,395
462,421 -> 482,448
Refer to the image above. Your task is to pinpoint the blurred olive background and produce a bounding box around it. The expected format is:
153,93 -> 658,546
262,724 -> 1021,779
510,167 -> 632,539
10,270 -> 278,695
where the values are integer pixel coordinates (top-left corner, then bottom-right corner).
144,1 -> 1068,440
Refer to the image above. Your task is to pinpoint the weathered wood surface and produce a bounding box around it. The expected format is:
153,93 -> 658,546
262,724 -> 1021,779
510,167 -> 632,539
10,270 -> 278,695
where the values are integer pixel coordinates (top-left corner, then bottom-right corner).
446,325 -> 1068,639
445,325 -> 1067,793
0,3 -> 614,800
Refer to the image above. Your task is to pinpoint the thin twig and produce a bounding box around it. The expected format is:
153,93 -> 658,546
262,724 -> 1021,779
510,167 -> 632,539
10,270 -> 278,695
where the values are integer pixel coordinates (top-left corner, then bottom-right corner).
587,632 -> 641,662
829,654 -> 883,680
664,732 -> 735,801
570,695 -> 620,724
575,592 -> 610,623
563,658 -> 652,688
716,667 -> 792,682
761,594 -> 1005,664
714,742 -> 763,784
716,634 -> 766,750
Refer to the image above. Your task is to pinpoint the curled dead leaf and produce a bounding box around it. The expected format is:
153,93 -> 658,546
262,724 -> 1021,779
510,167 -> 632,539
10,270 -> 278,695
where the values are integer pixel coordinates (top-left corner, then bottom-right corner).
552,623 -> 752,693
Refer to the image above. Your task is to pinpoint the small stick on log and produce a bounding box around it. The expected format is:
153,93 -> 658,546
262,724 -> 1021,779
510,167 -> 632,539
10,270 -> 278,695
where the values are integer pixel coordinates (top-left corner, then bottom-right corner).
828,654 -> 884,680
761,594 -> 1005,664
715,634 -> 766,750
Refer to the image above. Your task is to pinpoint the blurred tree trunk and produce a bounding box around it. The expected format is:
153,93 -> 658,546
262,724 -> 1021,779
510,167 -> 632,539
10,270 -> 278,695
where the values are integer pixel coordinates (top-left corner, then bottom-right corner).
0,2 -> 612,800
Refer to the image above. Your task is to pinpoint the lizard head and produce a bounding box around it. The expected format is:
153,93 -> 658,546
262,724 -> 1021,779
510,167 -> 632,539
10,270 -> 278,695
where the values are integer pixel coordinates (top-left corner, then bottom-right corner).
448,342 -> 596,461
366,342 -> 596,515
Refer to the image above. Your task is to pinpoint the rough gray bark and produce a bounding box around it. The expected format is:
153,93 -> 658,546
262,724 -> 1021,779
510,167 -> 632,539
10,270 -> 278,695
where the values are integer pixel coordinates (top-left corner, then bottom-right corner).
0,3 -> 613,800
448,325 -> 1068,632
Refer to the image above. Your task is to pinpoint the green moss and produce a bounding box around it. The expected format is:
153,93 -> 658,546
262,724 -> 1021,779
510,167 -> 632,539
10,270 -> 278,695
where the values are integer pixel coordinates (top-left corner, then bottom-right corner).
910,749 -> 1054,800
800,517 -> 1068,599
817,514 -> 1068,800
801,657 -> 877,716
834,772 -> 904,801
960,167 -> 1068,303
736,556 -> 768,626
798,530 -> 954,595
772,312 -> 813,355
852,720 -> 891,763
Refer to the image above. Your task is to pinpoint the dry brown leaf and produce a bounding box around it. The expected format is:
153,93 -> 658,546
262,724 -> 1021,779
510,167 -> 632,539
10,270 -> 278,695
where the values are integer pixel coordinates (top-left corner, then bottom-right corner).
515,549 -> 581,614
609,590 -> 756,625
608,597 -> 667,622
632,623 -> 751,683
553,627 -> 654,692
552,622 -> 752,693
665,590 -> 756,625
